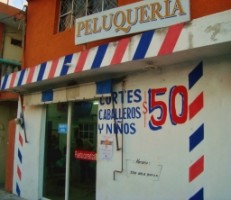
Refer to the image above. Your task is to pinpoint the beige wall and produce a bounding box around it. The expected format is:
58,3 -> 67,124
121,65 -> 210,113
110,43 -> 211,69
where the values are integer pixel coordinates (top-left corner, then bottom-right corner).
3,26 -> 23,63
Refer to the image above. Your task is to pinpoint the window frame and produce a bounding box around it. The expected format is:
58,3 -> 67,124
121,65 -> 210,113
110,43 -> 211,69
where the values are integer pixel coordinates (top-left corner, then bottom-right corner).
58,0 -> 117,32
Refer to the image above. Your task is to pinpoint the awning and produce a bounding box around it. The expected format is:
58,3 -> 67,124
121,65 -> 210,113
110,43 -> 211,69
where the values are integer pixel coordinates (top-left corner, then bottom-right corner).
1,10 -> 231,94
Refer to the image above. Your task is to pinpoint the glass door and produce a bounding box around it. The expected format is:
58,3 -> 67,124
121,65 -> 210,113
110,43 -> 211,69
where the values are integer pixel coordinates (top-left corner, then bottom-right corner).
43,103 -> 68,200
69,101 -> 98,200
43,100 -> 98,200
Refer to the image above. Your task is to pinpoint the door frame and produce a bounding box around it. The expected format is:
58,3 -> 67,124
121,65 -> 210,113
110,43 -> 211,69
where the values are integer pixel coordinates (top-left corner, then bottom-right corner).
40,100 -> 98,200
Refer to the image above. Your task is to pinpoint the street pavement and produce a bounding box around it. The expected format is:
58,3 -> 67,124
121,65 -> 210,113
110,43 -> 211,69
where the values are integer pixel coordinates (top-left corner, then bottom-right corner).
0,190 -> 26,200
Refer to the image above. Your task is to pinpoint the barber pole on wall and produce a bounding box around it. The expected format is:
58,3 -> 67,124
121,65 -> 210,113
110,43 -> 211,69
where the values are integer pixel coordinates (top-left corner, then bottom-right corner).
13,96 -> 27,197
188,62 -> 204,200
13,97 -> 23,196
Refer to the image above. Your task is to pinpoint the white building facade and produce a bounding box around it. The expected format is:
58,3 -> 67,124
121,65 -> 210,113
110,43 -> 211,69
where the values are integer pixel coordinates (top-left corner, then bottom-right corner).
1,3 -> 231,200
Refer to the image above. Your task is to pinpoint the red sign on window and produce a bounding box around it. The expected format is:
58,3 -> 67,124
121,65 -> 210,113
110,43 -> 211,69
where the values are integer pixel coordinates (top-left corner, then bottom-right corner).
74,150 -> 96,161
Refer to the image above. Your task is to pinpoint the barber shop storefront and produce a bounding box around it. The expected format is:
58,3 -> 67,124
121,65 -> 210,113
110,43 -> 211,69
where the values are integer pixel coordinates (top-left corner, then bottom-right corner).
1,0 -> 231,200
18,83 -> 102,200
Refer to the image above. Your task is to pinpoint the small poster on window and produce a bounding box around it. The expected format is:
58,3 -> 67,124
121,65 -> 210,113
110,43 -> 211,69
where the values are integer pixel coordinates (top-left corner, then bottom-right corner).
100,135 -> 113,160
58,123 -> 67,134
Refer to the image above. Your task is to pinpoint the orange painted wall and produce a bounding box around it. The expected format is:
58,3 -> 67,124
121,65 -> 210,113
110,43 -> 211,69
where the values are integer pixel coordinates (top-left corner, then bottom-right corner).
5,120 -> 16,192
24,0 -> 231,68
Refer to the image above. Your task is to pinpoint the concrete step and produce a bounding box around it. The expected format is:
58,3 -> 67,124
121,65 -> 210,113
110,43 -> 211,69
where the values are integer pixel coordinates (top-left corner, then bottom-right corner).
0,190 -> 26,200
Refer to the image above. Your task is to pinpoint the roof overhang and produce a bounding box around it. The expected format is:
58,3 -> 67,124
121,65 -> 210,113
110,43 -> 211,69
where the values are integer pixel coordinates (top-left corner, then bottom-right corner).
0,2 -> 24,29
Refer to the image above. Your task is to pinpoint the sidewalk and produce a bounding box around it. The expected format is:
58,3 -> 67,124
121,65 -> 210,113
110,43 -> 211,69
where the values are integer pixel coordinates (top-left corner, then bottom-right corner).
0,190 -> 26,200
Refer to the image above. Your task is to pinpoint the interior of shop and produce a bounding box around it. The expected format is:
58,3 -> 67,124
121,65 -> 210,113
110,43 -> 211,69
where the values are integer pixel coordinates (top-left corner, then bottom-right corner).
43,101 -> 98,200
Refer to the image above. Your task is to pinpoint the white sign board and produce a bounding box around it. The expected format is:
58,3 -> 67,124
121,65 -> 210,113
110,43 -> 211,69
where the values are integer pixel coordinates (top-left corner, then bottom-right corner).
75,0 -> 190,45
99,135 -> 113,160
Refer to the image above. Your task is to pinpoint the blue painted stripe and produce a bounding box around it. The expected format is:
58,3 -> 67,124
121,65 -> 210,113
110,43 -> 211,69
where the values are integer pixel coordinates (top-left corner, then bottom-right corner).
189,188 -> 204,200
17,69 -> 26,86
96,80 -> 112,94
60,54 -> 73,76
1,74 -> 8,89
42,89 -> 53,102
189,124 -> 204,152
37,63 -> 47,81
16,183 -> 21,197
189,62 -> 203,89
91,44 -> 108,69
133,30 -> 154,60
18,149 -> 22,164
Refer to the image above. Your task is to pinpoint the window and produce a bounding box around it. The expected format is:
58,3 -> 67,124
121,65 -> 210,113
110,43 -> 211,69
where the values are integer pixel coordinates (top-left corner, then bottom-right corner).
59,0 -> 117,32
79,122 -> 97,144
11,38 -> 22,47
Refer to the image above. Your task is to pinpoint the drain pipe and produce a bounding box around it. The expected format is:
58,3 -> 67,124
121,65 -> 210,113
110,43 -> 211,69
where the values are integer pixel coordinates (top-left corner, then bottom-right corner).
112,85 -> 120,151
113,80 -> 125,181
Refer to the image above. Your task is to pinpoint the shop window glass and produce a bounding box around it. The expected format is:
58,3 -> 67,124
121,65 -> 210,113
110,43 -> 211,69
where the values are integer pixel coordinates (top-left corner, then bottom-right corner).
59,0 -> 117,32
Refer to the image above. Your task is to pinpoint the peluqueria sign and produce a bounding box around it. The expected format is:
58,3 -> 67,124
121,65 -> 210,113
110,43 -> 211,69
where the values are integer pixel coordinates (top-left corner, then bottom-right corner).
75,0 -> 190,44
